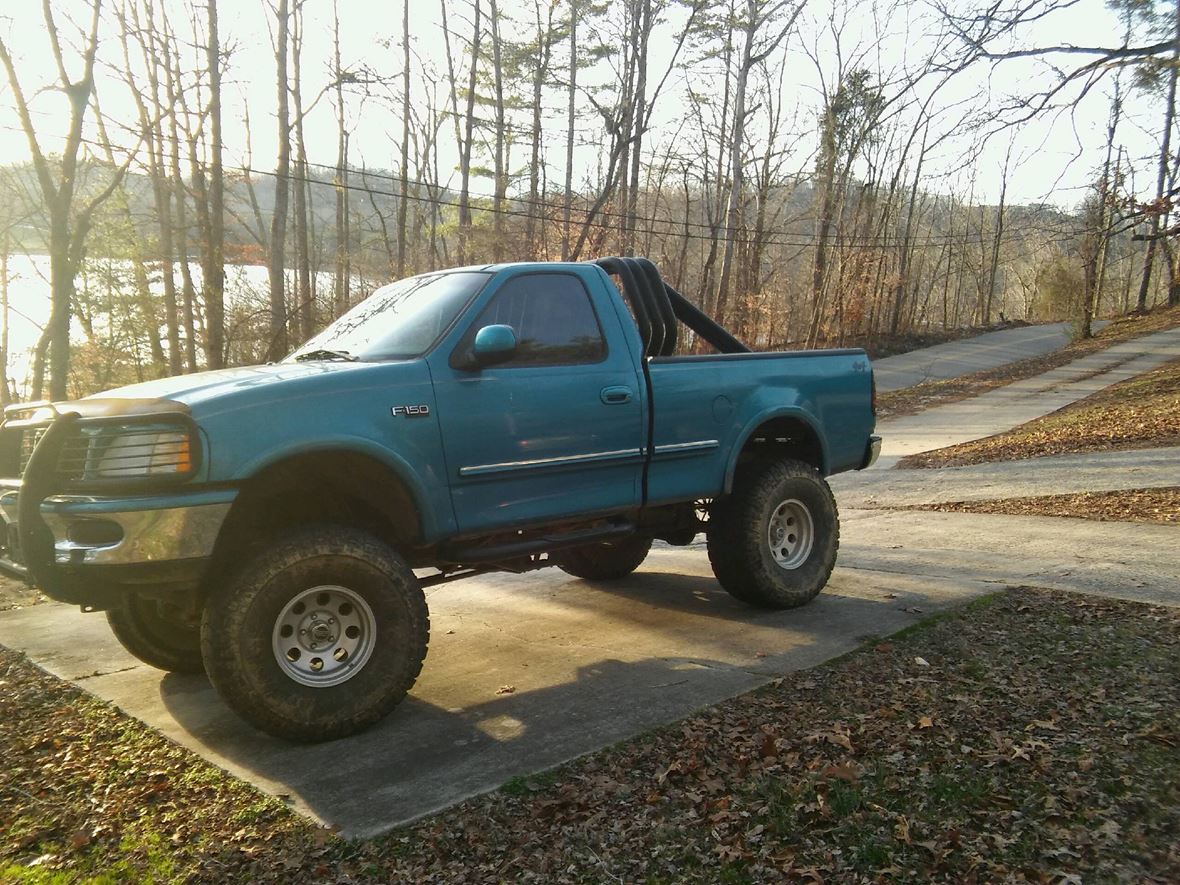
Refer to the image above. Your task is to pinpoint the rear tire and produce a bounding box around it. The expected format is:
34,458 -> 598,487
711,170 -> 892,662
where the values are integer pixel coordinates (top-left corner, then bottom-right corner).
201,525 -> 429,742
555,534 -> 652,581
707,458 -> 838,609
107,594 -> 204,674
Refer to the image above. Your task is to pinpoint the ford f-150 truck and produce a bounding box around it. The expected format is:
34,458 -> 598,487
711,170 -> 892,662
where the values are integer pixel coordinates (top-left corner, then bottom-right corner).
0,257 -> 879,741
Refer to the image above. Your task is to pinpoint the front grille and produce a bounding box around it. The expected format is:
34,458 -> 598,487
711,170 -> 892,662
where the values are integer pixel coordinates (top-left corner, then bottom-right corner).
56,426 -> 191,480
0,418 -> 195,486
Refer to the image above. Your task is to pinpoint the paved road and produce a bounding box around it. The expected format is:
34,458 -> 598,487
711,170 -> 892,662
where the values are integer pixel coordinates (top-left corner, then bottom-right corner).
0,320 -> 1175,836
865,325 -> 1180,468
871,321 -> 1107,391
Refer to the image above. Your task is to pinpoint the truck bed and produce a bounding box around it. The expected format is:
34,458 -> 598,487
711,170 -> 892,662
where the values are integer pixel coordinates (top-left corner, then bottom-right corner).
645,349 -> 875,505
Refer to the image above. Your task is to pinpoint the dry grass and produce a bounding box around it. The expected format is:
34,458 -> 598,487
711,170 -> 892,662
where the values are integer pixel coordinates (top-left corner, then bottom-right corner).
907,487 -> 1180,525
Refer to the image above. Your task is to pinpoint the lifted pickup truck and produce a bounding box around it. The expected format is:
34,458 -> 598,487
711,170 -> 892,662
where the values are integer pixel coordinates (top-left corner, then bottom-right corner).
0,257 -> 878,741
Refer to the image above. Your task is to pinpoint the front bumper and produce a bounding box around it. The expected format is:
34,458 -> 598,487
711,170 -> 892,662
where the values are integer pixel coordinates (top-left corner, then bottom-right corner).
0,488 -> 233,569
0,407 -> 235,608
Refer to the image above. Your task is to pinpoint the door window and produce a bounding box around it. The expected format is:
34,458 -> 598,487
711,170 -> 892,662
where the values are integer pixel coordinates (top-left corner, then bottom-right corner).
467,273 -> 606,366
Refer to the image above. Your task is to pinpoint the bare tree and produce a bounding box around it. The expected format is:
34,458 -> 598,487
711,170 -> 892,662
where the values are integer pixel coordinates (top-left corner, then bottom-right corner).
397,0 -> 412,276
205,0 -> 226,369
457,0 -> 483,264
712,0 -> 804,324
0,0 -> 136,399
266,0 -> 292,360
292,0 -> 314,340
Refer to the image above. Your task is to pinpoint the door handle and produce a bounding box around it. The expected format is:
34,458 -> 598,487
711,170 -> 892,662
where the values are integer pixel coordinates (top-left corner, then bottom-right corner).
600,385 -> 633,405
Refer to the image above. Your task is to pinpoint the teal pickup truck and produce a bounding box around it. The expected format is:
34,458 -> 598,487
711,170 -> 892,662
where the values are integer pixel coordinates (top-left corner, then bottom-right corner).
0,257 -> 879,741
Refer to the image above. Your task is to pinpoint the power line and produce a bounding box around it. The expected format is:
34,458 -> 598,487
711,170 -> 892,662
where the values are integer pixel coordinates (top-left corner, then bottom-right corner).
0,121 -> 1089,253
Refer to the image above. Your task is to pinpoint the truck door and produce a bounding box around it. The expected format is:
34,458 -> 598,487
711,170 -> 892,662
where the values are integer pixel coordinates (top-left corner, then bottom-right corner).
428,270 -> 645,534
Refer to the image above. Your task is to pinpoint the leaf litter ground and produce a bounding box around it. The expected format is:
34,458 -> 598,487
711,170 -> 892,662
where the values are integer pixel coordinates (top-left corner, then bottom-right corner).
2,586 -> 1177,883
907,487 -> 1180,525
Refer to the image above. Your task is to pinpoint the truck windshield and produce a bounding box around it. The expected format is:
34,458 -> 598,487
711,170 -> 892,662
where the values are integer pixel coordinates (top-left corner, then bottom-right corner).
286,271 -> 490,362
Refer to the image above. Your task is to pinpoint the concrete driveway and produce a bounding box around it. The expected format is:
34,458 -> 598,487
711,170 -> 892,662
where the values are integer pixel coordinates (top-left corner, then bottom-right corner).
870,321 -> 1106,391
0,552 -> 986,836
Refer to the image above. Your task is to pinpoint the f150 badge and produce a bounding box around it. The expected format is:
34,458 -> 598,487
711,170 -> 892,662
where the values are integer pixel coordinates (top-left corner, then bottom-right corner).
392,404 -> 431,418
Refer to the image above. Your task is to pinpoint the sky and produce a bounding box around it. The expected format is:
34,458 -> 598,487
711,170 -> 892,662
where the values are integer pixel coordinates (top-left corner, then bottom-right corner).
0,0 -> 1167,210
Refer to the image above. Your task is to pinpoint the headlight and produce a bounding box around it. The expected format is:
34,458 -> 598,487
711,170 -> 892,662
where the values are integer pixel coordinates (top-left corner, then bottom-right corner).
58,424 -> 197,482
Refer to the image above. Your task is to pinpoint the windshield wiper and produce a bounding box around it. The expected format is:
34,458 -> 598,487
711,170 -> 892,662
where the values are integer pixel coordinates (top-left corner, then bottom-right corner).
294,349 -> 358,362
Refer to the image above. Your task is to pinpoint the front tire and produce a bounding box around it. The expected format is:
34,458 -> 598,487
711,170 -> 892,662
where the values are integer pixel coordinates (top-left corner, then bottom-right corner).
707,459 -> 838,609
555,534 -> 652,581
107,593 -> 204,674
201,525 -> 429,742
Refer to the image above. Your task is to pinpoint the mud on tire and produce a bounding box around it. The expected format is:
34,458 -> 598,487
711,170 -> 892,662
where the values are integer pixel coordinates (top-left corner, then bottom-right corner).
201,525 -> 429,742
707,458 -> 839,609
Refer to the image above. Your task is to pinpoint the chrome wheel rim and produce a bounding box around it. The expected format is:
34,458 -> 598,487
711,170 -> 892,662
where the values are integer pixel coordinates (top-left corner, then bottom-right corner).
767,499 -> 814,570
271,585 -> 376,687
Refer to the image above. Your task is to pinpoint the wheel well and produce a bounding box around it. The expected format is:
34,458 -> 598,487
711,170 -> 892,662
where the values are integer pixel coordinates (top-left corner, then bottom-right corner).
732,416 -> 825,483
208,451 -> 422,577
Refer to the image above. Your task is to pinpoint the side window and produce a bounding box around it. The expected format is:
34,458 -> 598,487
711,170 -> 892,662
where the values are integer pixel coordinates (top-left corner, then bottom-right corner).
469,273 -> 607,366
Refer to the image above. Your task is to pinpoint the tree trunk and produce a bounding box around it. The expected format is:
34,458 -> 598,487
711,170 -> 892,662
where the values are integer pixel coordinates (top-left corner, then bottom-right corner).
266,0 -> 292,361
332,0 -> 350,315
624,0 -> 651,257
490,0 -> 507,262
1084,80 -> 1124,339
397,0 -> 411,276
458,0 -> 482,264
1136,1 -> 1179,312
527,0 -> 555,257
205,0 -> 226,369
982,146 -> 1010,326
0,0 -> 114,398
162,33 -> 199,371
292,1 -> 313,340
0,233 -> 9,404
712,9 -> 753,326
562,3 -> 578,260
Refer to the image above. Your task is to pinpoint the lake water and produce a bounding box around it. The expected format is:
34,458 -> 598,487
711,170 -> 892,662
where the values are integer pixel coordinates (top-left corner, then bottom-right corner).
1,253 -> 364,398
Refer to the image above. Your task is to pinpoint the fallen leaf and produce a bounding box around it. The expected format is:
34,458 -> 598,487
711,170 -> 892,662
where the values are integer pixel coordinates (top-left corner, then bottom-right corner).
68,829 -> 92,849
820,763 -> 859,782
895,815 -> 912,844
495,685 -> 516,695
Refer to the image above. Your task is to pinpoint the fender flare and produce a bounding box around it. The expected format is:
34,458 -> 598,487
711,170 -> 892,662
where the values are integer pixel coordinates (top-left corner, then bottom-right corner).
233,435 -> 444,541
723,407 -> 830,493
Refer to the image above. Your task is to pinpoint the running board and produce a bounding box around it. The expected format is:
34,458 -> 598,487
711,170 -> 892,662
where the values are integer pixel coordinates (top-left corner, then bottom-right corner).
440,522 -> 636,565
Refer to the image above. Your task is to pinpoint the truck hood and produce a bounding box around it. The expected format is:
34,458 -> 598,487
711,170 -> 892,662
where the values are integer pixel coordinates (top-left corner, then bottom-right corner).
79,360 -> 387,410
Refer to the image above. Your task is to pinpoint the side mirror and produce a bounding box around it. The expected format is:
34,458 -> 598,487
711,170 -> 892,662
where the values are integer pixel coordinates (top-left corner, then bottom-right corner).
463,324 -> 517,369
